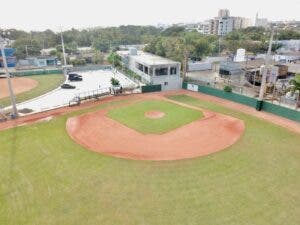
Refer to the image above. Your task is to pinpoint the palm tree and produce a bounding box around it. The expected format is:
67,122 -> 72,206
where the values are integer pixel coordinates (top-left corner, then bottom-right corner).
289,74 -> 300,94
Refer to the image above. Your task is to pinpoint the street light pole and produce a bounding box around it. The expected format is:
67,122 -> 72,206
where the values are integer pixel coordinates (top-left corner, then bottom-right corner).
256,29 -> 274,111
0,34 -> 18,118
60,28 -> 67,67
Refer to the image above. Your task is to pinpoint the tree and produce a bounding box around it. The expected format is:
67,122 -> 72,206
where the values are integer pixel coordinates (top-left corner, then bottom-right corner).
92,51 -> 104,64
289,74 -> 300,93
107,52 -> 121,67
162,26 -> 185,36
70,58 -> 86,66
278,30 -> 300,40
12,38 -> 42,59
92,39 -> 110,53
111,77 -> 120,86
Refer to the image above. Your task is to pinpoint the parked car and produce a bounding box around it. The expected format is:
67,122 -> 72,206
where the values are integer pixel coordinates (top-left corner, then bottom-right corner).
68,76 -> 83,81
61,84 -> 76,89
68,73 -> 82,78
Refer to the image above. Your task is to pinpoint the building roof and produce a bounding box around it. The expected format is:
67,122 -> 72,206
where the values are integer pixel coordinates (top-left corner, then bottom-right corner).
119,50 -> 180,66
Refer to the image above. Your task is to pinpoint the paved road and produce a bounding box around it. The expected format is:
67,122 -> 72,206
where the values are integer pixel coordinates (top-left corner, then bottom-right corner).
16,70 -> 136,113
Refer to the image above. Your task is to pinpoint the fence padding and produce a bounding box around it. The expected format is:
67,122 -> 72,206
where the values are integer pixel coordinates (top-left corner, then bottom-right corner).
183,82 -> 300,123
12,69 -> 63,76
141,84 -> 162,93
262,101 -> 300,122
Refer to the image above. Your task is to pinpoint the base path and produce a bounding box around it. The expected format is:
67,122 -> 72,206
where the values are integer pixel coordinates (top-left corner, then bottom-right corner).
0,77 -> 38,99
66,102 -> 245,161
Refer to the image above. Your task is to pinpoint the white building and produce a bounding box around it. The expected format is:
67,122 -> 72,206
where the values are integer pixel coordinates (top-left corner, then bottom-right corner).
234,48 -> 246,62
197,21 -> 211,35
209,9 -> 252,36
276,40 -> 300,53
218,9 -> 230,18
40,48 -> 56,56
118,50 -> 182,91
255,13 -> 269,28
233,17 -> 252,29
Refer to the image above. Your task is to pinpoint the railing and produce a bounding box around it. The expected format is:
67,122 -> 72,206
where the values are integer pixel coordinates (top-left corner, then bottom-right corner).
69,87 -> 111,106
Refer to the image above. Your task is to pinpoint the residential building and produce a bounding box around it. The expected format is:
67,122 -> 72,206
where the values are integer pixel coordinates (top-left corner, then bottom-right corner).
276,40 -> 300,53
233,17 -> 252,30
40,48 -> 56,56
218,17 -> 235,36
208,19 -> 219,35
17,56 -> 58,68
197,21 -> 211,35
118,49 -> 182,91
208,9 -> 252,36
255,13 -> 269,28
218,9 -> 230,18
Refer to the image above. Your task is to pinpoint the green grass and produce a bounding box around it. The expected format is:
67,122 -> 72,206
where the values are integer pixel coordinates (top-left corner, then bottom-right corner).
0,94 -> 300,225
107,100 -> 203,134
0,74 -> 64,107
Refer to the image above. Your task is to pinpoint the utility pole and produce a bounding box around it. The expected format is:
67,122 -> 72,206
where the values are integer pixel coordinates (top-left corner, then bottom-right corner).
60,28 -> 67,67
25,45 -> 28,57
257,29 -> 274,110
0,33 -> 18,118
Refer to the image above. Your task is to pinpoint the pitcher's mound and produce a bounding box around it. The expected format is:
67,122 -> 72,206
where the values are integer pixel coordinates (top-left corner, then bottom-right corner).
145,111 -> 165,119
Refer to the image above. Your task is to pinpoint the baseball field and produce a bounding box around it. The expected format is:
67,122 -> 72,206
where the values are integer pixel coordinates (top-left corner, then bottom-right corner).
0,74 -> 64,107
0,91 -> 300,225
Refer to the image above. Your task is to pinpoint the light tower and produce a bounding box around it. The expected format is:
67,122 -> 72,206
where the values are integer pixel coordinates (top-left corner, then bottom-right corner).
60,28 -> 67,67
256,29 -> 274,110
0,32 -> 18,118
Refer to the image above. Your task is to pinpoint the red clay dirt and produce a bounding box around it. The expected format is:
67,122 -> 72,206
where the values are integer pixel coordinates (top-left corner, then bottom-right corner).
0,90 -> 299,135
145,111 -> 165,119
0,77 -> 38,99
66,97 -> 245,161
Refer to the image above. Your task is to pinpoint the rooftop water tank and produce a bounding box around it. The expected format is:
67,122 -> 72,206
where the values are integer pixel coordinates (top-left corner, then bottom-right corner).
129,47 -> 137,56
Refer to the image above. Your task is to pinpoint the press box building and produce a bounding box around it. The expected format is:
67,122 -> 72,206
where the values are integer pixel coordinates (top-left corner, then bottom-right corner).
118,49 -> 182,91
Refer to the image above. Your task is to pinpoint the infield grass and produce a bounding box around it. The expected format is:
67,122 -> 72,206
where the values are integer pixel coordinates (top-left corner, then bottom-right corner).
107,100 -> 203,134
0,94 -> 300,225
0,74 -> 64,107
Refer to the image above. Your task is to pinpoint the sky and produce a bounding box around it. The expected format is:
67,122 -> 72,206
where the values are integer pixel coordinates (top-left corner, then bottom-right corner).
1,0 -> 300,31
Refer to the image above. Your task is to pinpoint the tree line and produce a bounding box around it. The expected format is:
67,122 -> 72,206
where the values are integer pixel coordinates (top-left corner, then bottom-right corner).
1,25 -> 299,63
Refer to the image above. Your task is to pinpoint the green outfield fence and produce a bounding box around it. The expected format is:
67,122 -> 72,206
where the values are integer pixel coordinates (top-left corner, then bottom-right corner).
141,84 -> 162,93
12,69 -> 63,76
183,82 -> 300,123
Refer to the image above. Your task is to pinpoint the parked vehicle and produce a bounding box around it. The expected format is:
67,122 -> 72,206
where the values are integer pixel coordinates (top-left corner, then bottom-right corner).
68,76 -> 83,81
61,84 -> 76,89
68,73 -> 83,81
68,73 -> 82,78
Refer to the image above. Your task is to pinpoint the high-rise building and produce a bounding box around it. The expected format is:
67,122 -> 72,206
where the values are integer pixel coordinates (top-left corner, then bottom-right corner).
255,13 -> 269,28
234,17 -> 252,30
218,9 -> 230,18
198,10 -> 252,36
218,17 -> 234,36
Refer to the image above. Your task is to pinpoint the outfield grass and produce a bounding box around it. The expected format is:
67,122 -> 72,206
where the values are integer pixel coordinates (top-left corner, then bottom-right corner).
0,74 -> 64,107
107,100 -> 203,134
0,94 -> 300,225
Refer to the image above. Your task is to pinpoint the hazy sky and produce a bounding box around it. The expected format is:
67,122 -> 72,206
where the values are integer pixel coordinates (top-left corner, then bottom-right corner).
1,0 -> 300,31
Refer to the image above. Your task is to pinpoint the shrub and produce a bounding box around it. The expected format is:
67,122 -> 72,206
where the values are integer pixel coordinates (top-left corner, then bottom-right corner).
111,77 -> 120,86
224,85 -> 232,93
